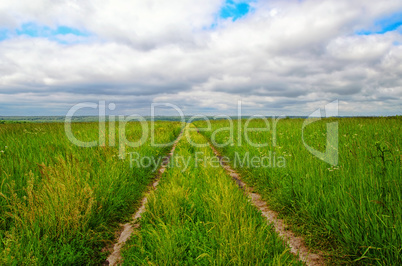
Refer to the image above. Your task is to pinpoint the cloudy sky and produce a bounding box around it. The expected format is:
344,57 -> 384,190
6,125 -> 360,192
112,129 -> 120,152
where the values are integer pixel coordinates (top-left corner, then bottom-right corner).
0,0 -> 401,117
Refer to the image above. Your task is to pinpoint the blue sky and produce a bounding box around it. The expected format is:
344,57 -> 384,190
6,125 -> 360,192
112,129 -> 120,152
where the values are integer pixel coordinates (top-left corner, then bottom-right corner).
0,0 -> 401,116
357,12 -> 402,35
16,23 -> 88,37
0,23 -> 88,44
219,0 -> 253,21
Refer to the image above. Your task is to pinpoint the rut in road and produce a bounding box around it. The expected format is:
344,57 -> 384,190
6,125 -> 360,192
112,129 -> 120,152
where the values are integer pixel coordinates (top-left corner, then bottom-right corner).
107,125 -> 323,265
201,130 -> 325,266
105,129 -> 183,265
120,124 -> 302,265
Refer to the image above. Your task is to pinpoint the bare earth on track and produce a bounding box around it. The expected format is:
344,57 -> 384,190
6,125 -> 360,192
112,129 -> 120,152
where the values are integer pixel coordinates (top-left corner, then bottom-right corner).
105,128 -> 325,265
207,141 -> 325,266
105,130 -> 183,265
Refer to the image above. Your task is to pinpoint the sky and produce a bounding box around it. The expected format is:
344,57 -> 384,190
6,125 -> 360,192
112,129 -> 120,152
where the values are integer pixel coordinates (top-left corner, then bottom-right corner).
0,0 -> 401,117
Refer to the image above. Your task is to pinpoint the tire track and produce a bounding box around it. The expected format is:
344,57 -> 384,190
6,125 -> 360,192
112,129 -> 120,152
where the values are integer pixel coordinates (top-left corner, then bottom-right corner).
201,132 -> 325,266
105,129 -> 183,265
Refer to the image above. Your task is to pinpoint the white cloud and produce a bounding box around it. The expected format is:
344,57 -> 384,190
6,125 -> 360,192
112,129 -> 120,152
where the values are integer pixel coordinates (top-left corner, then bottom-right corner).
0,0 -> 402,116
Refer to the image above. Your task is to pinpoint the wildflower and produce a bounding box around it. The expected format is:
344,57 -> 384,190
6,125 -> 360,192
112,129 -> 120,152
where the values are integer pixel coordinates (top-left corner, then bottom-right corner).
0,150 -> 4,153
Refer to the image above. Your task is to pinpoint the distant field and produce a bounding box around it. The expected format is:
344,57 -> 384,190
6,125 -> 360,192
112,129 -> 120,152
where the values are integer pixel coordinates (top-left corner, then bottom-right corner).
195,117 -> 401,264
0,121 -> 182,264
0,116 -> 235,123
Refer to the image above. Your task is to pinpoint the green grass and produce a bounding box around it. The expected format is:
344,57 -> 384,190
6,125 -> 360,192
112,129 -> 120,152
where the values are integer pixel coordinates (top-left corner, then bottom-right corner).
195,117 -> 402,264
122,124 -> 301,265
2,117 -> 400,264
0,121 -> 182,265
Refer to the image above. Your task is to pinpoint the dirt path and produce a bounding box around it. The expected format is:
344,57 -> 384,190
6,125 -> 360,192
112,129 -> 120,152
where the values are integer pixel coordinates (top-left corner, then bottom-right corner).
105,130 -> 183,265
205,140 -> 325,266
105,127 -> 324,265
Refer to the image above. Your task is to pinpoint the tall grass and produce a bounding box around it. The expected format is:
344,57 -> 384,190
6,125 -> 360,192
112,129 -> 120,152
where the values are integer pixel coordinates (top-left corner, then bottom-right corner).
122,124 -> 301,265
0,121 -> 182,264
195,117 -> 401,264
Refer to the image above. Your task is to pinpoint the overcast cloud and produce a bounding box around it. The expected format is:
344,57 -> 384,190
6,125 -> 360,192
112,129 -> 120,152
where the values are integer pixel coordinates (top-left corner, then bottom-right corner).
0,0 -> 401,116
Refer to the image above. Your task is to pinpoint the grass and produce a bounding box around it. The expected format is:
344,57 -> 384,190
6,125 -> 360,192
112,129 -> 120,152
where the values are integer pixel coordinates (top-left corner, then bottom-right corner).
0,121 -> 182,265
195,117 -> 401,264
1,117 -> 400,264
122,124 -> 301,265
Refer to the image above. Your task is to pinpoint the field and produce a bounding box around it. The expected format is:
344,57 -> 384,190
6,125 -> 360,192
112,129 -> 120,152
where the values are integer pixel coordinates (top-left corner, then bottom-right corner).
195,117 -> 401,264
122,124 -> 301,265
0,121 -> 182,264
0,117 -> 401,265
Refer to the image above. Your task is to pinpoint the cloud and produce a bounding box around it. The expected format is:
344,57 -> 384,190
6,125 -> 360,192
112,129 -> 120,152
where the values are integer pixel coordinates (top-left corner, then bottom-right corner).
0,0 -> 401,116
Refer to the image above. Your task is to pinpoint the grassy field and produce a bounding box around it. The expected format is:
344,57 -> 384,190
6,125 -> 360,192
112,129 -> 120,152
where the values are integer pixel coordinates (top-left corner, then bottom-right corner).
1,117 -> 400,265
195,117 -> 401,264
0,121 -> 182,265
122,124 -> 301,265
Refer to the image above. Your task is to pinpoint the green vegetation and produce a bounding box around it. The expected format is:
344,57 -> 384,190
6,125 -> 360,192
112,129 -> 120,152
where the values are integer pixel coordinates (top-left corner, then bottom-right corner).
0,116 -> 103,123
1,117 -> 400,264
195,117 -> 402,264
122,124 -> 301,265
0,122 -> 182,265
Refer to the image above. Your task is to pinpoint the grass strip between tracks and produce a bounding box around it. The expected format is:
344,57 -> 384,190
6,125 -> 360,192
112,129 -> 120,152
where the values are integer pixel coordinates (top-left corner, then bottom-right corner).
122,124 -> 302,265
